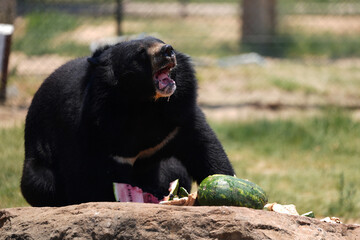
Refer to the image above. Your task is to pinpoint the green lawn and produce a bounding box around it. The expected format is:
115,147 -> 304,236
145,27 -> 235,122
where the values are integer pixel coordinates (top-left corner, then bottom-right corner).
212,109 -> 360,223
13,11 -> 89,57
1,110 -> 359,223
0,126 -> 28,208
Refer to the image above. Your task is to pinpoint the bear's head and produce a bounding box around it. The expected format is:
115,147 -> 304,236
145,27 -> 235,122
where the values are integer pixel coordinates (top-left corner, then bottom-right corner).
88,37 -> 191,102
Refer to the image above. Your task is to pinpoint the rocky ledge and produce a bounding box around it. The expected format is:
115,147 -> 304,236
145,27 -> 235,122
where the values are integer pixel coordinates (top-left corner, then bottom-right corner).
0,202 -> 359,239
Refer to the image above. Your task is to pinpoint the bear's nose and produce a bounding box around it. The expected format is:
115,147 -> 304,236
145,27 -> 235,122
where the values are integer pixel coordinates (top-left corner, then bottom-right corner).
161,44 -> 175,58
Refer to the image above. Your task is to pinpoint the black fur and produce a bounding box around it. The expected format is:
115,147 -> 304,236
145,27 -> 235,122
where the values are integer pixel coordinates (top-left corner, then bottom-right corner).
21,37 -> 234,206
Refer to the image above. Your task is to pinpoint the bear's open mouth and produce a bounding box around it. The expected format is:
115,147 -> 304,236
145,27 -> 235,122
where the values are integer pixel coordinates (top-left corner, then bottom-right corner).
153,64 -> 176,98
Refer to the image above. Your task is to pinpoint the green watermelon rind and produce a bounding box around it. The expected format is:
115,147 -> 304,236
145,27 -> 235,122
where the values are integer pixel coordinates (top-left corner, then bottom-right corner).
197,174 -> 268,209
178,187 -> 189,198
113,182 -> 120,202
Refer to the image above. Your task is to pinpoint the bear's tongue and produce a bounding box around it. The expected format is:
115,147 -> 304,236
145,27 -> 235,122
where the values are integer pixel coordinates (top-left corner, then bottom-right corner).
158,72 -> 174,90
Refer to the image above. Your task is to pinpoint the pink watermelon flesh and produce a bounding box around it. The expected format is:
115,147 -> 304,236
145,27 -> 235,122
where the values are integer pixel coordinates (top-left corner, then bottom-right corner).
143,192 -> 160,204
113,183 -> 159,203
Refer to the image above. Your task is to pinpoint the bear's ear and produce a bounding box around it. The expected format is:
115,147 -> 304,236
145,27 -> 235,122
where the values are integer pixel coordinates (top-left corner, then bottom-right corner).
87,56 -> 100,65
87,45 -> 111,66
87,46 -> 117,86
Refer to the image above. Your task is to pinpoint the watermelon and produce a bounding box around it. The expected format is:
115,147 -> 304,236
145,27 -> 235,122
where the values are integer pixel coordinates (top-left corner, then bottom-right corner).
197,174 -> 268,209
113,183 -> 159,203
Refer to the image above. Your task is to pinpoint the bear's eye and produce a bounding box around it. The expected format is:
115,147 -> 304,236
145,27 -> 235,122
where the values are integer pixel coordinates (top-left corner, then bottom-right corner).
137,48 -> 147,56
136,47 -> 149,64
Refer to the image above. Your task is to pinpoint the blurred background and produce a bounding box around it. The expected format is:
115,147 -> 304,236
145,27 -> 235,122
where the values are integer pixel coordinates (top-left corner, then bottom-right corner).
1,0 -> 360,223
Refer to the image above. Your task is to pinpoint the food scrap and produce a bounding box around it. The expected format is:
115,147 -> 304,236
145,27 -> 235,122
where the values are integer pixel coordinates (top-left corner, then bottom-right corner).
320,217 -> 342,224
264,203 -> 299,216
160,192 -> 197,206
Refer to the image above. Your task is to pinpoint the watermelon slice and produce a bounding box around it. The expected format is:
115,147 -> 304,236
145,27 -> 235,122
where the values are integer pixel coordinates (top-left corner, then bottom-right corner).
113,183 -> 159,203
143,192 -> 160,204
178,187 -> 189,198
163,179 -> 180,201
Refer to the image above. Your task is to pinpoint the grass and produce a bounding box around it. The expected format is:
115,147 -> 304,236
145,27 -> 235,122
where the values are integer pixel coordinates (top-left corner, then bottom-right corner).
1,110 -> 359,223
211,109 -> 360,222
196,58 -> 360,107
269,76 -> 317,94
0,126 -> 28,208
241,33 -> 360,58
13,11 -> 89,57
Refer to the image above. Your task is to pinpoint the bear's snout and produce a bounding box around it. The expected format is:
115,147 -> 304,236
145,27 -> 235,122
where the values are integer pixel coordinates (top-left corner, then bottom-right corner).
161,44 -> 175,58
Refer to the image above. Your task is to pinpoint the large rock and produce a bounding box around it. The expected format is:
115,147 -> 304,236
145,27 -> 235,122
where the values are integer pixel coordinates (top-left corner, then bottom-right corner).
0,202 -> 359,239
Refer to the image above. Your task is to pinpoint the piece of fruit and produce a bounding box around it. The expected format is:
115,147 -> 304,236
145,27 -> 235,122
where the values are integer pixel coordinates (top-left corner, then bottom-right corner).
197,174 -> 268,209
178,187 -> 189,198
264,203 -> 299,215
113,183 -> 159,203
162,179 -> 180,201
301,211 -> 315,218
113,183 -> 144,203
160,192 -> 197,206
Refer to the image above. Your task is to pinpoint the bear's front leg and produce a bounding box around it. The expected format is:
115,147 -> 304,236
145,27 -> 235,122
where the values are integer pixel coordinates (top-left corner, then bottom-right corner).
174,107 -> 235,184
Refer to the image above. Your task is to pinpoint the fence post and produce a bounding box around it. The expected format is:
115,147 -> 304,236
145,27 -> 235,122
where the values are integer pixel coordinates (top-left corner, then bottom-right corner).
241,0 -> 277,54
0,0 -> 16,104
0,0 -> 16,24
0,24 -> 13,104
115,0 -> 123,36
179,0 -> 189,18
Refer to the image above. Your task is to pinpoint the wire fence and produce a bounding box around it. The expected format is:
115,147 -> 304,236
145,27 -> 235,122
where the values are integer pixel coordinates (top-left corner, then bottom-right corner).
1,0 -> 360,115
6,0 -> 359,72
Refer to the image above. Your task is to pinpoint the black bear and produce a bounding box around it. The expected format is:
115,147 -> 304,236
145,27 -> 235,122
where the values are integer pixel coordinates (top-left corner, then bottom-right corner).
21,37 -> 235,207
